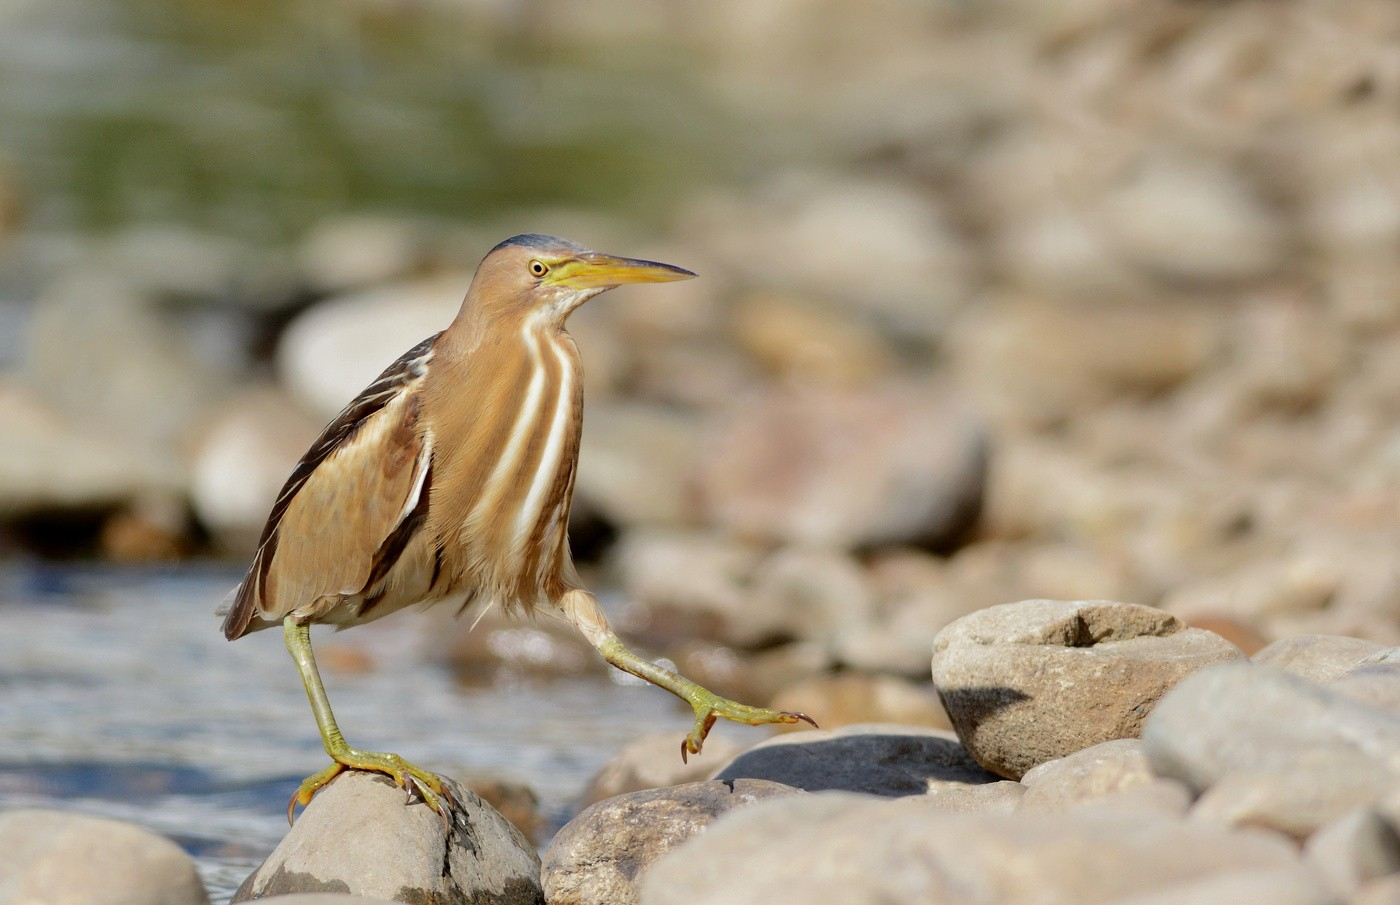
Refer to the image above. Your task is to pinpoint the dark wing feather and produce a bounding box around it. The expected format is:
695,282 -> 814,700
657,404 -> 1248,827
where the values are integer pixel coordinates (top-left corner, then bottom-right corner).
221,332 -> 440,640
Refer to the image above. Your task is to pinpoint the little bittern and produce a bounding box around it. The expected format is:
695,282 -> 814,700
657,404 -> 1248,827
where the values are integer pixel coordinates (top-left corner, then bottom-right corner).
221,234 -> 812,821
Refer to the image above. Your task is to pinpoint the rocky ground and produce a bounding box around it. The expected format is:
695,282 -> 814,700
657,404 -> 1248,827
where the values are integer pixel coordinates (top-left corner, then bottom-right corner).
3,0 -> 1400,902
5,602 -> 1399,903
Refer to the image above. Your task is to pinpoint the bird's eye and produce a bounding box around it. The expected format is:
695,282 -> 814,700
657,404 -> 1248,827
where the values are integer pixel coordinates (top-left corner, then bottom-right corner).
529,260 -> 548,277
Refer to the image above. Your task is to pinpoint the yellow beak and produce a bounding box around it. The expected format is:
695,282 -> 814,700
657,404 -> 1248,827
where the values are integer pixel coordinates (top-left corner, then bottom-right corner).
548,253 -> 696,290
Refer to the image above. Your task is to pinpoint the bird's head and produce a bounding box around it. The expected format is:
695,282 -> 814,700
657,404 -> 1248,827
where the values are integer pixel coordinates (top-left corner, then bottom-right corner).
465,234 -> 695,325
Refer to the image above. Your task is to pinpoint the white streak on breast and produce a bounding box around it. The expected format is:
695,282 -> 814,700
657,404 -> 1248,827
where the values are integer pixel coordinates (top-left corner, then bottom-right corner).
472,327 -> 546,522
511,335 -> 573,558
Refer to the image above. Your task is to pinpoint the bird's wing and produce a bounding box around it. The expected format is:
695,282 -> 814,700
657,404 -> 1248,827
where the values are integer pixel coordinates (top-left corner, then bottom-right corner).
221,333 -> 440,640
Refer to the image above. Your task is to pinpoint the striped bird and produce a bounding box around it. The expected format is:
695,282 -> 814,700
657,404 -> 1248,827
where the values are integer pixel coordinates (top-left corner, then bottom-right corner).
221,234 -> 812,821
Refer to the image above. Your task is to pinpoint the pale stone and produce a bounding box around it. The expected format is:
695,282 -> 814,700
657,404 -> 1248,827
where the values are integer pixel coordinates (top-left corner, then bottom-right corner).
933,600 -> 1244,778
580,732 -> 746,807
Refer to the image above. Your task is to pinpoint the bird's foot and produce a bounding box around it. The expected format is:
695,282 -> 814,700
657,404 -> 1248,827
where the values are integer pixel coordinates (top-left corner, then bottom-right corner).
288,749 -> 453,825
681,690 -> 817,762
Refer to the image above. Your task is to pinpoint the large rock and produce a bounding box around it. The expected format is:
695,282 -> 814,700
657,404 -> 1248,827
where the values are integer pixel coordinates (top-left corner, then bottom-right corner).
639,792 -> 1299,905
1252,634 -> 1388,683
543,779 -> 800,905
694,385 -> 987,550
1188,757 -> 1400,840
232,771 -> 541,904
1142,662 -> 1400,793
932,600 -> 1244,779
712,724 -> 999,796
0,809 -> 209,905
580,732 -> 746,807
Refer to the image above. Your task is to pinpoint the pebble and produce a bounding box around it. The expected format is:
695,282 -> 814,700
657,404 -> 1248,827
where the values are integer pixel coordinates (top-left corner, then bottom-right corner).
232,771 -> 541,904
1017,739 -> 1156,813
932,599 -> 1244,778
1304,808 -> 1400,899
0,809 -> 209,905
638,792 -> 1299,905
542,779 -> 801,905
695,385 -> 987,550
1188,757 -> 1400,840
1252,634 -> 1389,683
1332,660 -> 1400,718
712,724 -> 999,797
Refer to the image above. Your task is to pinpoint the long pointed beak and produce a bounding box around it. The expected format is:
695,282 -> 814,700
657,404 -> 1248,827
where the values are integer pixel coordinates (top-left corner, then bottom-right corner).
549,253 -> 696,290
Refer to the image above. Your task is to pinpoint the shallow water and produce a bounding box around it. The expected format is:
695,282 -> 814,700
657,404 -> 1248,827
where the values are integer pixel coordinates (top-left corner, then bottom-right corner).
0,564 -> 681,902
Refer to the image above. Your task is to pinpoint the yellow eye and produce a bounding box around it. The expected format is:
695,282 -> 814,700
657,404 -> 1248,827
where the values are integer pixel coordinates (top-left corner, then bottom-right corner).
529,260 -> 548,277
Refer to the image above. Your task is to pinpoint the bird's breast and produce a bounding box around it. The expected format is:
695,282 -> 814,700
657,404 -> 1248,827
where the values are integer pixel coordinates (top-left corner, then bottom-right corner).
423,323 -> 584,608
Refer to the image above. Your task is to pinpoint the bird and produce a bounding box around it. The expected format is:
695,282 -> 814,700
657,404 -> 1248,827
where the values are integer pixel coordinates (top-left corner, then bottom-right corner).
220,234 -> 814,822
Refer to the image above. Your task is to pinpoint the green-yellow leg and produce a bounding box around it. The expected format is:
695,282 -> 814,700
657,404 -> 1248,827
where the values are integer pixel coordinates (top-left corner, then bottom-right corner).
283,617 -> 452,824
560,590 -> 816,760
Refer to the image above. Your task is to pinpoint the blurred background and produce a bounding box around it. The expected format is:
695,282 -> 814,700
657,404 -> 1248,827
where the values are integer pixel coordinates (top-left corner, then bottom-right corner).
2,0 -> 1400,896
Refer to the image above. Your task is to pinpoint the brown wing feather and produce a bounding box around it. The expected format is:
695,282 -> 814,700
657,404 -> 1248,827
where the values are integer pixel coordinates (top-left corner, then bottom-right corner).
221,333 -> 439,639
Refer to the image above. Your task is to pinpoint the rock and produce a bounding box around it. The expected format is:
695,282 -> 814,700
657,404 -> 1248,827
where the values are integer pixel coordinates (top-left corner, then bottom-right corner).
1142,662 -> 1400,793
1357,875 -> 1400,905
0,382 -> 169,520
298,215 -> 428,292
1067,779 -> 1194,821
1097,152 -> 1285,283
695,385 -> 987,550
712,724 -> 999,796
951,298 -> 1223,428
767,672 -> 951,732
463,775 -> 545,845
574,403 -> 703,528
1253,634 -> 1388,683
730,291 -> 893,387
1096,867 -> 1338,905
276,274 -> 467,419
1188,757 -> 1400,840
1304,808 -> 1400,898
0,809 -> 209,905
23,271 -> 221,453
581,732 -> 746,807
1184,615 -> 1270,657
232,771 -> 541,904
542,779 -> 801,905
638,792 -> 1299,905
188,387 -> 323,551
916,780 -> 1026,814
426,604 -> 606,686
253,897 -> 402,905
1018,739 -> 1156,813
615,531 -> 872,649
1333,660 -> 1400,718
612,529 -> 766,648
932,599 -> 1244,779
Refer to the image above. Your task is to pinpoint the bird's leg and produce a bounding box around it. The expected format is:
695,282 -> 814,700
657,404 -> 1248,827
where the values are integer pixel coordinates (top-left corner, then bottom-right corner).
282,617 -> 452,823
559,590 -> 816,761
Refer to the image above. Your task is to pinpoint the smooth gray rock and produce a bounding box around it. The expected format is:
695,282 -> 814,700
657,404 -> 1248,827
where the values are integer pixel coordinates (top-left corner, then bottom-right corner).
1096,867 -> 1338,905
232,771 -> 541,904
1142,662 -> 1400,792
1189,757 -> 1400,840
1332,660 -> 1400,718
711,724 -> 999,796
1018,739 -> 1155,813
0,809 -> 209,905
542,779 -> 800,905
638,792 -> 1298,905
1304,808 -> 1400,897
932,599 -> 1243,779
1253,634 -> 1387,682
